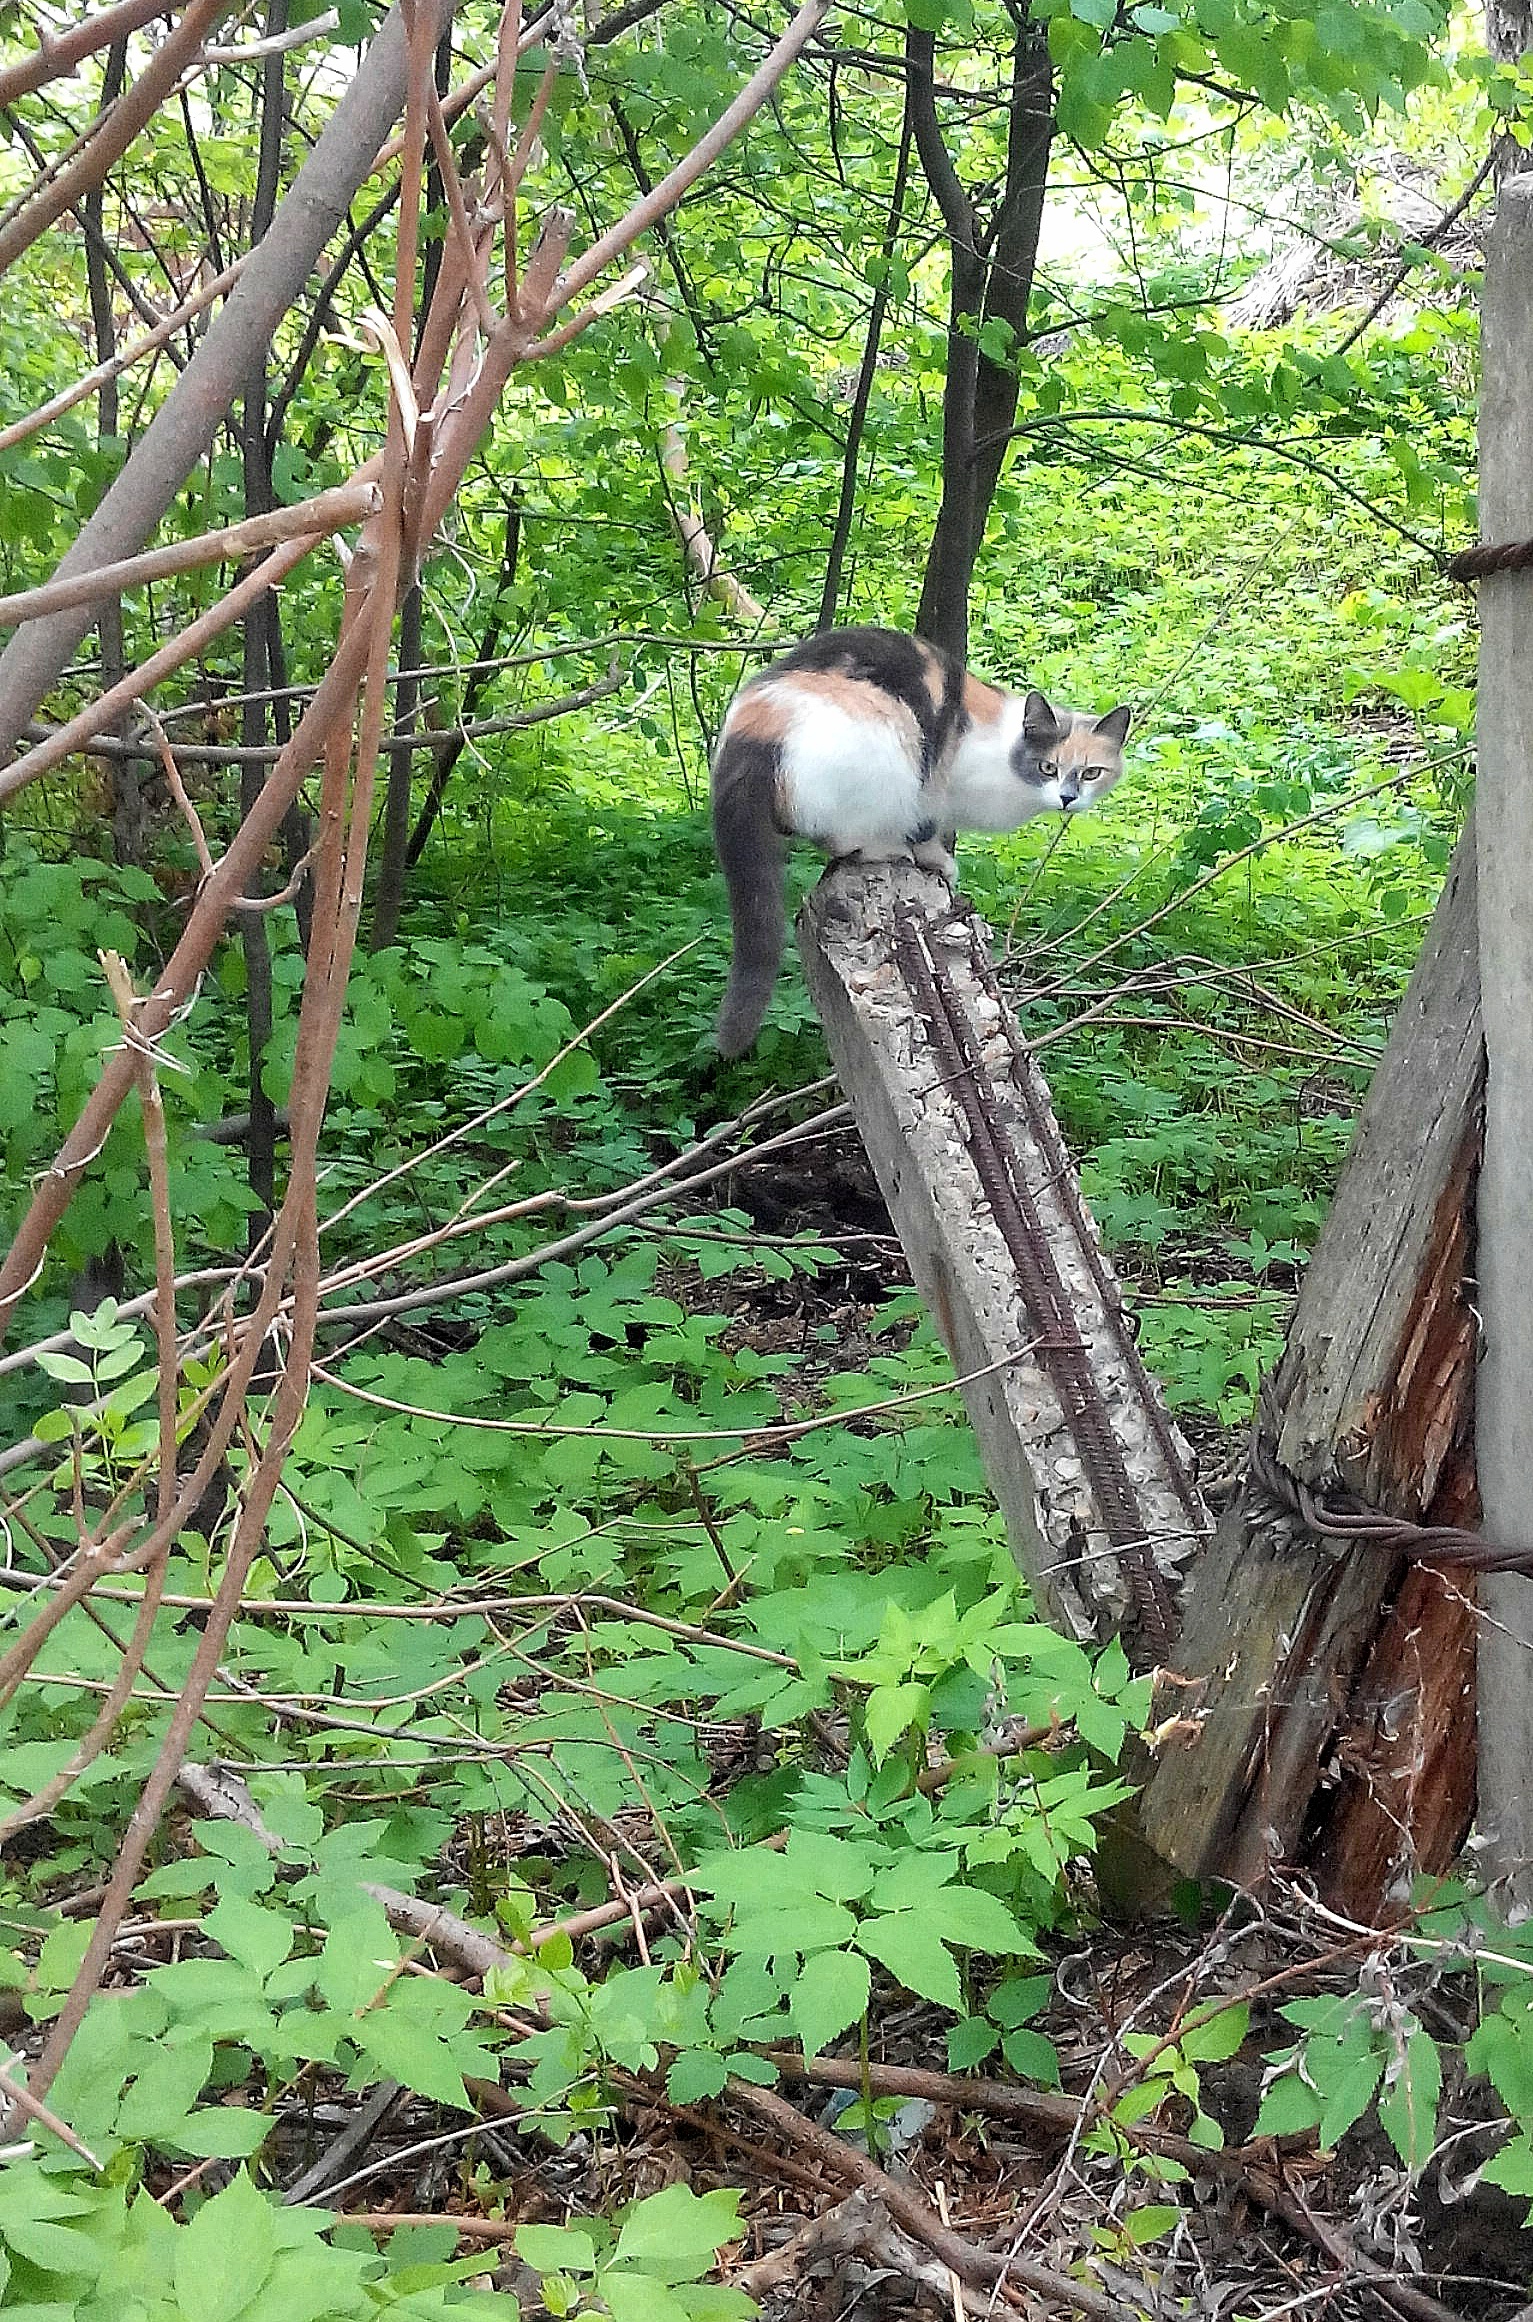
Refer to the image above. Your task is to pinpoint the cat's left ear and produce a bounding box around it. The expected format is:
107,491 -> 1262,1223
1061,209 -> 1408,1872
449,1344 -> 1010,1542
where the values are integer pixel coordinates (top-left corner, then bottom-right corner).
1093,704 -> 1132,747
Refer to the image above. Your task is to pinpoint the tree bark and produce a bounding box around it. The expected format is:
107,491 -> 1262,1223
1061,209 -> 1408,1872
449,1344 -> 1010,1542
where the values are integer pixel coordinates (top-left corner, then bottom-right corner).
907,16 -> 1053,663
236,0 -> 294,1241
818,93 -> 912,630
1471,174 -> 1533,1909
1139,836 -> 1483,1904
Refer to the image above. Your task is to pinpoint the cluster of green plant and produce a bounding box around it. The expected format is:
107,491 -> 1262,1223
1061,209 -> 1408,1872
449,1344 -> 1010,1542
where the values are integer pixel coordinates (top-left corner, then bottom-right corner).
5,0 -> 1531,2301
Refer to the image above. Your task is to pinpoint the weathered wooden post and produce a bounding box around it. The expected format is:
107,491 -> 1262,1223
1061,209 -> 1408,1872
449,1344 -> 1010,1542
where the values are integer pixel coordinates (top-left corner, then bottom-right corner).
1473,174 -> 1533,1909
1137,837 -> 1482,1905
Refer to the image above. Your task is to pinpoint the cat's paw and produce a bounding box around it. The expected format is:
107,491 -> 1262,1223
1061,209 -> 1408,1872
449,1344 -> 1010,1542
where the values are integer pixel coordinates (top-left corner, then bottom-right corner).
913,840 -> 958,885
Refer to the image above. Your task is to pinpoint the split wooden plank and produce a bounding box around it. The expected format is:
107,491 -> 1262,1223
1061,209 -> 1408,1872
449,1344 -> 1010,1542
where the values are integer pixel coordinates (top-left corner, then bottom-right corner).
1472,172 -> 1533,1911
798,861 -> 1210,1668
1138,834 -> 1482,1900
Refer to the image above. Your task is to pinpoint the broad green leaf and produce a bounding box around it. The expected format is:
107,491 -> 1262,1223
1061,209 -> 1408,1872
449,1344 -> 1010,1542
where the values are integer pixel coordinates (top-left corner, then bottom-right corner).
789,1946 -> 870,2058
668,2049 -> 730,2105
614,2184 -> 742,2274
204,1894 -> 295,1982
1377,2027 -> 1441,2172
173,2173 -> 277,2322
518,2224 -> 598,2275
1178,2002 -> 1249,2064
856,1914 -> 962,2012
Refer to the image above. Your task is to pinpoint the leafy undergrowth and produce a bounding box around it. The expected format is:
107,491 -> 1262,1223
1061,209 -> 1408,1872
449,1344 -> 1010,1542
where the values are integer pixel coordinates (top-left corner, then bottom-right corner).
0,266 -> 1517,2317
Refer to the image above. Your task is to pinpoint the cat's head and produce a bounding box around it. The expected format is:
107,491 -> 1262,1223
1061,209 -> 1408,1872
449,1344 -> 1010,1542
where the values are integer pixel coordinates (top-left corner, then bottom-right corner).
1017,692 -> 1132,814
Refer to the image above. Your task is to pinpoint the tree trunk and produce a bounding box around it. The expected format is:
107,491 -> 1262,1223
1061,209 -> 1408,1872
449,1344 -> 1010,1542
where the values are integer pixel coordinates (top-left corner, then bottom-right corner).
235,0 -> 293,1242
907,17 -> 1053,663
1139,835 -> 1483,1904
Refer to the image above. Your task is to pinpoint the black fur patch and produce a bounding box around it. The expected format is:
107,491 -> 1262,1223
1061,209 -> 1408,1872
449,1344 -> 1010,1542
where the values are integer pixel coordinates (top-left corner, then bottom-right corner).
904,816 -> 938,846
772,627 -> 967,778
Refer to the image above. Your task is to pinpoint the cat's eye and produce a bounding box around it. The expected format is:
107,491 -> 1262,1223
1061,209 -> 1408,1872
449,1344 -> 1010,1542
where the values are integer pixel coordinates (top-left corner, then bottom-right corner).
1038,759 -> 1058,778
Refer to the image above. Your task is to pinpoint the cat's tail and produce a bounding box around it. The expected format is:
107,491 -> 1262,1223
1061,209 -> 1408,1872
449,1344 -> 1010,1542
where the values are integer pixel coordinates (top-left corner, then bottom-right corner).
711,731 -> 787,1058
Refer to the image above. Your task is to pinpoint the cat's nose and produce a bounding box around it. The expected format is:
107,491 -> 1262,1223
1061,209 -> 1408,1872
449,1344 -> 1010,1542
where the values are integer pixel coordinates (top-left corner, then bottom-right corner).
1057,775 -> 1080,808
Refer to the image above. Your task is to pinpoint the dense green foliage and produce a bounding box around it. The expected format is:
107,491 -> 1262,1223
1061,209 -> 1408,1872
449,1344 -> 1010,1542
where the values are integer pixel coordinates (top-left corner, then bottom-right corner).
0,0 -> 1526,2310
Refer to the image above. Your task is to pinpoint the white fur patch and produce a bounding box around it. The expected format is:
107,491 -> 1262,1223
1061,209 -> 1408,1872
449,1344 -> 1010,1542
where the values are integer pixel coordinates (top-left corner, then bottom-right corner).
944,699 -> 1053,832
775,683 -> 926,854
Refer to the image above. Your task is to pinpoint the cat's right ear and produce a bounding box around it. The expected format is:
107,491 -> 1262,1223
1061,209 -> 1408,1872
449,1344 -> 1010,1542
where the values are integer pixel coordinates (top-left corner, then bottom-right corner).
1094,704 -> 1132,747
1023,689 -> 1060,740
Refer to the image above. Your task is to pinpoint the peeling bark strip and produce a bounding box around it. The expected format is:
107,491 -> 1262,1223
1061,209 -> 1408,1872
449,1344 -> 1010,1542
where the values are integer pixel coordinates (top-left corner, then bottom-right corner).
798,863 -> 1209,1666
1139,835 -> 1482,1904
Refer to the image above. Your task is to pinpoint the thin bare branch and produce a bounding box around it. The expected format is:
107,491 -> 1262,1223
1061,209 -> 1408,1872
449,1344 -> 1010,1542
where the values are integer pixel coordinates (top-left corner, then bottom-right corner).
0,481 -> 380,629
0,0 -> 229,284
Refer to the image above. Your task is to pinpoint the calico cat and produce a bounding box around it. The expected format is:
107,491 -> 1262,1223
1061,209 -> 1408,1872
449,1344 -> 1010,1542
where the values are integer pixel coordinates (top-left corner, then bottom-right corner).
710,625 -> 1132,1057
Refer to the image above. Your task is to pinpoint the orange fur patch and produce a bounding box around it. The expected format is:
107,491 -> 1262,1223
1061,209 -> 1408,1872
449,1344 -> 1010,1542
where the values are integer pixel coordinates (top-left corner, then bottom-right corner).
1053,717 -> 1121,770
781,670 -> 922,751
915,640 -> 948,719
725,683 -> 790,742
961,671 -> 1006,724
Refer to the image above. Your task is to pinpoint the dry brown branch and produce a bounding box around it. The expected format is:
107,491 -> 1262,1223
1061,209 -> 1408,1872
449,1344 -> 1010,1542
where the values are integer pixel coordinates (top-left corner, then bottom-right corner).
0,2061 -> 103,2170
0,0 -> 459,763
0,0 -> 189,107
61,662 -> 626,765
21,404 -> 411,2113
0,955 -> 183,1845
0,256 -> 244,458
0,528 -> 335,807
0,0 -> 837,2129
727,2079 -> 1127,2321
736,2190 -> 991,2317
0,481 -> 380,629
764,2053 -> 1469,2322
660,407 -> 768,624
0,0 -> 229,283
139,706 -> 214,879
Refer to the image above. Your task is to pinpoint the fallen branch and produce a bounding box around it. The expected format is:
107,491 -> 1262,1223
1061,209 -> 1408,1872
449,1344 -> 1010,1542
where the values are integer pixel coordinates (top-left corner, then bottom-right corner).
736,2189 -> 990,2317
726,2078 -> 1126,2322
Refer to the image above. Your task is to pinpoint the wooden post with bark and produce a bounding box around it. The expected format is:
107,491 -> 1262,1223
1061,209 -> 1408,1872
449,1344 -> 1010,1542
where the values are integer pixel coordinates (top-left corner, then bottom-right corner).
794,192 -> 1533,1922
1138,836 -> 1482,1908
1472,173 -> 1533,1910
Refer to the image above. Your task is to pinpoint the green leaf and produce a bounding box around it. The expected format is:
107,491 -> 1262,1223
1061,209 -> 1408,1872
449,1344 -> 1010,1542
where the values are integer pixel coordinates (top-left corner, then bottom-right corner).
1253,2069 -> 1323,2141
1317,2049 -> 1385,2152
1001,2027 -> 1062,2087
789,1947 -> 870,2058
204,1894 -> 295,1982
173,2173 -> 277,2322
1481,2133 -> 1533,2204
614,2184 -> 743,2276
668,2049 -> 730,2105
600,2275 -> 691,2322
1178,2002 -> 1248,2064
947,2016 -> 1000,2071
518,2224 -> 598,2275
921,1883 -> 1032,1958
173,2106 -> 275,2159
116,2035 -> 214,2139
864,1681 -> 929,1759
1377,2027 -> 1441,2172
856,1914 -> 962,2012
